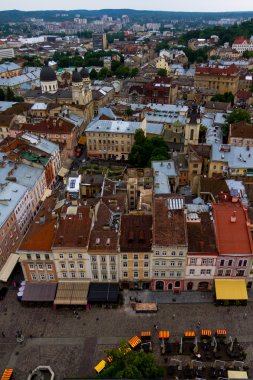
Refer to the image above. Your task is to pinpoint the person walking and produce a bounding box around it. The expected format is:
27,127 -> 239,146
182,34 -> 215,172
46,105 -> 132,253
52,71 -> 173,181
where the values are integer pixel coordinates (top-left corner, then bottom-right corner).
1,331 -> 5,337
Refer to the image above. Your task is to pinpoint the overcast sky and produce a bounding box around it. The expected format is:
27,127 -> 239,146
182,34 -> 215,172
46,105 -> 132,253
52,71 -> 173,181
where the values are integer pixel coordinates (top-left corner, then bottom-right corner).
0,0 -> 253,12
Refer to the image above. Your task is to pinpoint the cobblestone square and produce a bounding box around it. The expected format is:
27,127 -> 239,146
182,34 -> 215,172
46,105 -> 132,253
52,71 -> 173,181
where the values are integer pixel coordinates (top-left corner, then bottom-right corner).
1,290 -> 253,379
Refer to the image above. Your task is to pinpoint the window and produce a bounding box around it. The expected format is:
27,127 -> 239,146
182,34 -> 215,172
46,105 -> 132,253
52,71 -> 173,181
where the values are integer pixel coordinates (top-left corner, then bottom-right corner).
206,269 -> 211,275
123,262 -> 128,267
49,274 -> 54,280
179,251 -> 184,256
61,263 -> 66,269
79,263 -> 84,269
31,273 -> 36,280
144,262 -> 149,267
144,254 -> 149,260
112,274 -> 116,280
71,273 -> 76,278
193,163 -> 198,168
59,254 -> 64,259
69,254 -> 73,259
134,254 -> 138,260
38,264 -> 43,270
177,272 -> 181,277
202,259 -> 207,265
101,256 -> 106,262
155,261 -> 159,266
236,270 -> 245,277
170,261 -> 175,266
47,264 -> 52,270
200,269 -> 205,275
228,260 -> 233,266
155,251 -> 160,256
29,264 -> 34,270
220,260 -> 225,266
70,264 -> 75,269
144,271 -> 149,277
208,259 -> 213,265
92,264 -> 97,270
162,251 -> 167,256
189,269 -> 195,275
133,271 -> 139,278
62,272 -> 67,278
110,256 -> 115,262
161,261 -> 166,266
36,254 -> 41,260
217,269 -> 223,276
161,271 -> 165,277
134,262 -> 138,267
190,258 -> 196,265
123,271 -> 128,277
80,272 -> 85,278
171,251 -> 176,256
27,254 -> 31,260
40,274 -> 46,280
111,265 -> 115,271
225,269 -> 231,276
78,254 -> 82,259
244,260 -> 247,267
93,273 -> 98,279
102,274 -> 107,280
154,271 -> 159,277
169,271 -> 174,277
91,256 -> 97,262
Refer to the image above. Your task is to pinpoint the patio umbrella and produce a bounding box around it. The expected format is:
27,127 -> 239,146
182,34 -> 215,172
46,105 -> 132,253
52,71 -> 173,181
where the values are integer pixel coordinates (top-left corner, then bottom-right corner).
229,337 -> 234,352
179,337 -> 183,354
213,337 -> 217,353
193,336 -> 198,354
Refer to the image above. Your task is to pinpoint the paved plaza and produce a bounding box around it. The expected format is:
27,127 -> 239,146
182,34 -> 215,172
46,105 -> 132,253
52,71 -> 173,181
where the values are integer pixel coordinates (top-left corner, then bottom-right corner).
1,290 -> 253,379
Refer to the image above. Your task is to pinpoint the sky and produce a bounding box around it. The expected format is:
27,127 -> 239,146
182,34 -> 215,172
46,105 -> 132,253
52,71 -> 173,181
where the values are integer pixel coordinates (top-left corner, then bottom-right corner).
0,0 -> 253,12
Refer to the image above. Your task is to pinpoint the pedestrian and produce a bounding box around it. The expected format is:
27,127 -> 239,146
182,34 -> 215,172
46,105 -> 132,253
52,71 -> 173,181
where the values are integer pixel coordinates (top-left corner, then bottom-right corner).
96,317 -> 99,321
1,331 -> 5,337
243,313 -> 247,319
198,321 -> 201,326
172,313 -> 176,320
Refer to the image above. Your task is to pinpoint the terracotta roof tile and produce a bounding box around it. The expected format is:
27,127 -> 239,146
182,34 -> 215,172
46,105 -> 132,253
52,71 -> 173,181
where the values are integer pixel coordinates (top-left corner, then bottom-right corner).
120,214 -> 152,252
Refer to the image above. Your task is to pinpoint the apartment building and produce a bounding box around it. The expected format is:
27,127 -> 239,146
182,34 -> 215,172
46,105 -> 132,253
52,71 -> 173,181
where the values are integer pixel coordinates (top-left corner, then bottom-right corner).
194,64 -> 239,95
17,196 -> 58,283
185,208 -> 218,291
119,214 -> 153,289
232,37 -> 253,53
86,119 -> 147,160
228,122 -> 253,147
208,143 -> 253,178
151,196 -> 188,292
213,201 -> 253,287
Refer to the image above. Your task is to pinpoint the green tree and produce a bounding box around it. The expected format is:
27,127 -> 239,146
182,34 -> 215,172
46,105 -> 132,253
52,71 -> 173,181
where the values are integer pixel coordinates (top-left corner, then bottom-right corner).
6,87 -> 15,101
157,68 -> 167,77
211,92 -> 234,105
96,342 -> 164,379
134,129 -> 146,145
0,88 -> 5,101
98,67 -> 112,80
199,124 -> 207,143
130,67 -> 139,77
125,106 -> 134,118
89,68 -> 98,80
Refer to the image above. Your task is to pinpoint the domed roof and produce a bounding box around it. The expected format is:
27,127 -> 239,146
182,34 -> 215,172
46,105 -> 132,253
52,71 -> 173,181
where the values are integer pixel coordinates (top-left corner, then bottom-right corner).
40,61 -> 57,82
72,68 -> 83,83
80,67 -> 89,78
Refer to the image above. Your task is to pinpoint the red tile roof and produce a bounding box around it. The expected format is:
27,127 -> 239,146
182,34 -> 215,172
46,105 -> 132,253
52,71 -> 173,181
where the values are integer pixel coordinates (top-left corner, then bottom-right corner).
230,121 -> 253,139
233,37 -> 249,44
11,117 -> 75,135
120,214 -> 153,252
213,202 -> 253,255
195,64 -> 238,76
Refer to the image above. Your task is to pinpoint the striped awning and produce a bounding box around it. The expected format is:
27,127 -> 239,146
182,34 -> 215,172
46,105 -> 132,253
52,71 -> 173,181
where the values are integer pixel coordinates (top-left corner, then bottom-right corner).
216,329 -> 227,335
184,331 -> 196,337
94,360 -> 106,373
159,330 -> 170,339
201,329 -> 212,336
141,331 -> 151,337
1,369 -> 13,380
128,336 -> 141,348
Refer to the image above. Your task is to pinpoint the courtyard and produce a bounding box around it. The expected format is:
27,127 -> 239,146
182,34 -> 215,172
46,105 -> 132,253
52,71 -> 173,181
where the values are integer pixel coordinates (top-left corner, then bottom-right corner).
0,290 -> 253,379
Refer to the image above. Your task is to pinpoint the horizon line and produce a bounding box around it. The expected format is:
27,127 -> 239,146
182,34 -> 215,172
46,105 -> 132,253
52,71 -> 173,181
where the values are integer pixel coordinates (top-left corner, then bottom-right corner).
1,8 -> 253,13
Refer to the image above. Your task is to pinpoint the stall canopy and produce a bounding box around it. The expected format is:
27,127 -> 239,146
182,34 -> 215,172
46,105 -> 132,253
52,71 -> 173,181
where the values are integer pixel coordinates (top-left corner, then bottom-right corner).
22,282 -> 57,302
0,254 -> 19,282
228,370 -> 248,379
94,360 -> 106,374
88,283 -> 119,303
54,282 -> 89,305
215,279 -> 248,300
1,368 -> 13,380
